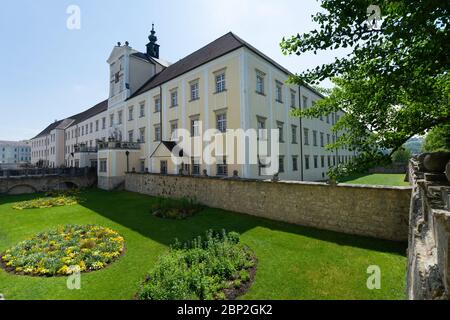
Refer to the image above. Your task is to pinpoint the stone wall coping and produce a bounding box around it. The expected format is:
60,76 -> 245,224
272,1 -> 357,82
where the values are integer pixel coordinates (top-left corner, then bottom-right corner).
125,172 -> 412,191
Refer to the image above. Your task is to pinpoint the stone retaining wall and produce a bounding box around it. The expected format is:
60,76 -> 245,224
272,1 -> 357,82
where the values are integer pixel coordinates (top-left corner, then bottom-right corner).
125,173 -> 411,241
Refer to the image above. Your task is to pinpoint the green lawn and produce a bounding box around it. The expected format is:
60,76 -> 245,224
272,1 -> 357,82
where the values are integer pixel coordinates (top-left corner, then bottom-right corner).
339,173 -> 409,186
0,189 -> 406,300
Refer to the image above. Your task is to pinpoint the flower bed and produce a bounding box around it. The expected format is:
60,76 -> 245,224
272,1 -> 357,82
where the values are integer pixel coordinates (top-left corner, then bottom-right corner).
1,225 -> 125,276
151,197 -> 203,220
137,230 -> 257,300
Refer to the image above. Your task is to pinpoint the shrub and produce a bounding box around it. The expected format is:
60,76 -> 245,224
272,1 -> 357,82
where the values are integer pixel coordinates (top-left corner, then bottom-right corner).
137,230 -> 256,300
151,197 -> 203,220
0,225 -> 124,276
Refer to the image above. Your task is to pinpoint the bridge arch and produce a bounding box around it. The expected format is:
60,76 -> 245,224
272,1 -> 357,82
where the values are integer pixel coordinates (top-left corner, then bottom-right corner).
58,181 -> 79,190
7,184 -> 38,195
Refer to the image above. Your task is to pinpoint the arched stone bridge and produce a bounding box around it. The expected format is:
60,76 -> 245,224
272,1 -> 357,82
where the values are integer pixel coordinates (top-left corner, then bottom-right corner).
0,168 -> 97,195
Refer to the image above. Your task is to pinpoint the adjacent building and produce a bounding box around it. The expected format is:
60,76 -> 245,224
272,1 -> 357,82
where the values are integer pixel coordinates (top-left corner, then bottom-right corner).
0,141 -> 31,169
31,27 -> 356,189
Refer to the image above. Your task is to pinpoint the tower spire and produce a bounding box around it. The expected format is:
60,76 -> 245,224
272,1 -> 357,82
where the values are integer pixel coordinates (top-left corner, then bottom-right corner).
146,24 -> 160,59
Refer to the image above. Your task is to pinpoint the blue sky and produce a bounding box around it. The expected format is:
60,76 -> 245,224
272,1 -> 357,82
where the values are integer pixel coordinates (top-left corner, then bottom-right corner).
0,0 -> 345,141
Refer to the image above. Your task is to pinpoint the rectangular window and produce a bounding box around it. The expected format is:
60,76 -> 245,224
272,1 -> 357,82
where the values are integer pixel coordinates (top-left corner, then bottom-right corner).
102,117 -> 106,129
192,157 -> 200,175
90,123 -> 93,133
276,82 -> 283,102
160,161 -> 168,175
99,159 -> 107,173
291,125 -> 297,144
302,96 -> 308,109
278,156 -> 285,173
215,73 -> 226,93
171,91 -> 178,107
304,128 -> 309,145
313,130 -> 318,146
321,155 -> 325,168
139,128 -> 145,143
110,114 -> 114,127
216,157 -> 228,176
314,155 -> 318,168
154,125 -> 161,142
170,121 -> 178,140
290,91 -> 296,108
256,73 -> 264,94
216,113 -> 227,133
95,120 -> 99,132
81,127 -> 84,136
128,107 -> 134,121
277,121 -> 284,143
140,102 -> 145,117
140,160 -> 145,173
320,132 -> 324,147
326,114 -> 330,123
257,117 -> 266,140
190,81 -> 199,100
191,118 -> 200,137
154,97 -> 161,112
327,134 -> 331,145
292,156 -> 298,171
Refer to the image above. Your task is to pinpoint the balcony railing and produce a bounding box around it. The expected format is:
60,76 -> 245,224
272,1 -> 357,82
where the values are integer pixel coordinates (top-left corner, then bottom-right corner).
74,145 -> 98,153
97,139 -> 141,151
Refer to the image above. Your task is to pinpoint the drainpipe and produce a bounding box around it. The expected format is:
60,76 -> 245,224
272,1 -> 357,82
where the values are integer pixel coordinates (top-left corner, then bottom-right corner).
298,85 -> 304,181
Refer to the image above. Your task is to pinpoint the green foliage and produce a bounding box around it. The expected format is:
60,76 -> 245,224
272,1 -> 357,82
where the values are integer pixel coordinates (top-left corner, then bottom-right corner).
422,124 -> 450,152
282,0 -> 450,177
1,225 -> 124,276
391,147 -> 411,164
151,197 -> 203,219
137,230 -> 256,300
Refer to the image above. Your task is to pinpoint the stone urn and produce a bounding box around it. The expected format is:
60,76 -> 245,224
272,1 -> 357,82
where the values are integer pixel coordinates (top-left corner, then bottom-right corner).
446,160 -> 450,183
423,152 -> 450,173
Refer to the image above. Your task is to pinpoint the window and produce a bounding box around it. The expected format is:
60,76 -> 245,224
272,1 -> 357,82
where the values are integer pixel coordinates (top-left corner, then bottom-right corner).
191,118 -> 200,137
99,159 -> 107,173
277,121 -> 284,142
256,73 -> 264,94
154,96 -> 161,112
328,156 -> 331,167
192,157 -> 200,175
327,134 -> 331,145
160,161 -> 168,174
190,81 -> 199,100
292,156 -> 298,171
216,113 -> 227,133
90,123 -> 93,133
215,73 -> 226,93
326,114 -> 330,123
276,82 -> 283,102
304,128 -> 309,145
313,130 -> 318,146
102,117 -> 106,129
290,90 -> 296,108
216,157 -> 228,176
154,125 -> 161,142
82,126 -> 84,136
320,132 -> 324,147
278,156 -> 285,173
128,107 -> 134,121
302,96 -> 308,109
314,155 -> 318,168
170,91 -> 178,107
95,120 -> 99,132
140,160 -> 145,172
139,128 -> 145,143
321,155 -> 325,168
128,130 -> 134,142
110,114 -> 114,127
291,125 -> 297,144
257,117 -> 266,140
139,102 -> 145,117
170,121 -> 178,140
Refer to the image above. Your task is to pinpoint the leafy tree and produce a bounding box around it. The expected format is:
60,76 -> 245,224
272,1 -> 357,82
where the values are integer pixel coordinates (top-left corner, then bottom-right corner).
422,124 -> 450,152
281,0 -> 449,179
391,147 -> 411,164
